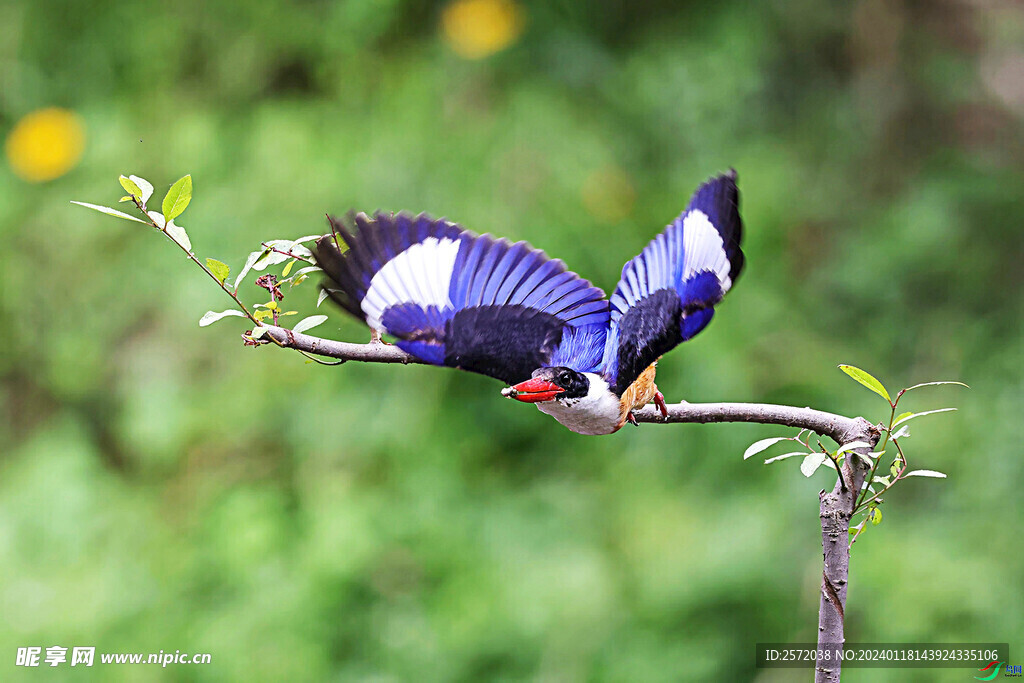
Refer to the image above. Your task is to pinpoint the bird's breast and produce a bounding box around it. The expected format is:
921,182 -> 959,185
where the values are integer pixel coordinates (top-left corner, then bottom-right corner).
535,373 -> 623,435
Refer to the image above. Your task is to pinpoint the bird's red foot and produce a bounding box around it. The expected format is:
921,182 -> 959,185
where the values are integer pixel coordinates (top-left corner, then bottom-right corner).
627,411 -> 639,426
654,391 -> 669,418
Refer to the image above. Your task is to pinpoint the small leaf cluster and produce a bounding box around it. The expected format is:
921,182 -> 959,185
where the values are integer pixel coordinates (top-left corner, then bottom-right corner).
744,365 -> 966,546
72,173 -> 332,352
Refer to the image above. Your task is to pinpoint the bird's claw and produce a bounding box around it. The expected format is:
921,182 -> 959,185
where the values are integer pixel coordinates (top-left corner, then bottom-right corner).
627,411 -> 638,426
654,391 -> 669,418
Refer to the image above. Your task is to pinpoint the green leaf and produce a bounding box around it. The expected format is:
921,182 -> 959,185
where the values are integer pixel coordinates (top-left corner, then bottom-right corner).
266,235 -> 320,259
253,248 -> 286,270
282,259 -> 295,277
233,249 -> 264,290
253,240 -> 313,270
118,195 -> 133,203
890,460 -> 901,478
292,315 -> 328,334
835,440 -> 872,455
903,380 -> 969,393
165,220 -> 191,252
763,451 -> 810,464
890,424 -> 910,440
853,452 -> 874,467
904,470 -> 947,478
129,175 -> 154,203
249,325 -> 268,340
147,210 -> 165,227
288,265 -> 322,288
199,309 -> 246,327
162,174 -> 193,222
743,437 -> 789,460
800,452 -> 827,477
872,475 -> 890,486
206,258 -> 230,283
891,408 -> 956,428
317,289 -> 331,308
119,174 -> 143,198
870,507 -> 882,525
70,201 -> 149,224
838,364 -> 891,403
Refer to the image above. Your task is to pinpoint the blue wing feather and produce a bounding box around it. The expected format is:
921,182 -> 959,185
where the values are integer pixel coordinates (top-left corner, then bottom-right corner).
450,235 -> 488,308
466,236 -> 503,306
513,259 -> 563,304
494,245 -> 542,305
601,171 -> 744,394
481,242 -> 523,304
315,212 -> 610,383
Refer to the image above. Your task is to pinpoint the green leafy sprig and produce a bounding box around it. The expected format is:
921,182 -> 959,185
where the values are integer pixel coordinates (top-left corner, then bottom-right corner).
73,173 -> 331,354
743,365 -> 967,546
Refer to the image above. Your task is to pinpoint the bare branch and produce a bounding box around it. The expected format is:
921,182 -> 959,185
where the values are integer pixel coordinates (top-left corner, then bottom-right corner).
263,326 -> 423,365
632,403 -> 865,445
262,326 -> 868,444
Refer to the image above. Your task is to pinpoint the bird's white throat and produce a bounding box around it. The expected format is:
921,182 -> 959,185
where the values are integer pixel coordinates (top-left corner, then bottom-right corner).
535,373 -> 622,435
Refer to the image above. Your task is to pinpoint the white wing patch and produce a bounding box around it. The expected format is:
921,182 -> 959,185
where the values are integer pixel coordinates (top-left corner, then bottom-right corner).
361,237 -> 461,330
681,210 -> 732,292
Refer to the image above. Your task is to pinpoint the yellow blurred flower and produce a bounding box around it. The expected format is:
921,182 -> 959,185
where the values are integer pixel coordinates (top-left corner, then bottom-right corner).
442,0 -> 524,60
581,166 -> 636,224
5,107 -> 85,182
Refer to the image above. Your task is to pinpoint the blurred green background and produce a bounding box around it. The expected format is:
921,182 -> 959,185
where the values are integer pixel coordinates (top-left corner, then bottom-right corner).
1,0 -> 1022,680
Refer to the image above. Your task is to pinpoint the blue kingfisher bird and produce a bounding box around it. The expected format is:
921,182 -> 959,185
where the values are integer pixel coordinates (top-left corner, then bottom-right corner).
314,171 -> 744,435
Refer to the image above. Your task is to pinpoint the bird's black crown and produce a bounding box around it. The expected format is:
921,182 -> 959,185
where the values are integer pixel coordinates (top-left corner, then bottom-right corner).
532,367 -> 590,399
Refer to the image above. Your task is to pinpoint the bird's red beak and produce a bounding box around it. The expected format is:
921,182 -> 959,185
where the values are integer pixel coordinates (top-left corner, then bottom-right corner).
501,378 -> 564,403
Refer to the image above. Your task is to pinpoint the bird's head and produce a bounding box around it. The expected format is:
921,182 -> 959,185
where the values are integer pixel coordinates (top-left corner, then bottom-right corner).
501,367 -> 590,404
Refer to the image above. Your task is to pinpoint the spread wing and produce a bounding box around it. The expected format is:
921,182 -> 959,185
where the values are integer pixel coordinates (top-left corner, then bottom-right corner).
314,212 -> 609,385
601,171 -> 744,395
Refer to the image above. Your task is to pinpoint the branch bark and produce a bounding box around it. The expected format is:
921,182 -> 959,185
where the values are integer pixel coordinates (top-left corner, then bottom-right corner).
263,324 -> 881,681
265,325 -> 868,442
264,325 -> 423,364
815,419 -> 879,683
632,403 -> 867,446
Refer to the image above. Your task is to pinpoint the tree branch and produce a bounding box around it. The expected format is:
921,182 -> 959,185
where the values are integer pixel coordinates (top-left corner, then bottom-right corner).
263,324 -> 882,680
263,325 -> 424,365
264,325 -> 868,442
815,420 -> 879,683
631,403 -> 866,446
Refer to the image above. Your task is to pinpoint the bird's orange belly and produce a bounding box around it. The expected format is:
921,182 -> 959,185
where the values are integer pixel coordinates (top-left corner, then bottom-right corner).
615,362 -> 660,430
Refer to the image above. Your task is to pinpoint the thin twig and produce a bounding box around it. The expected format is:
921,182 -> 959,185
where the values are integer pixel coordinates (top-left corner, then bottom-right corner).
821,442 -> 847,492
856,402 -> 897,509
261,242 -> 316,264
131,196 -> 262,328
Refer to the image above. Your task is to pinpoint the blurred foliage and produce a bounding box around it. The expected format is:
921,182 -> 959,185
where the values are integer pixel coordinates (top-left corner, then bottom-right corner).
1,0 -> 1022,680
